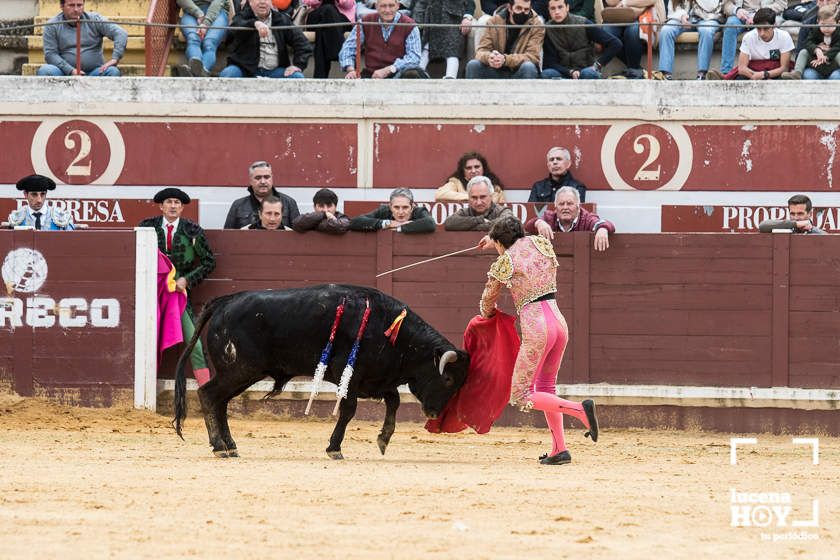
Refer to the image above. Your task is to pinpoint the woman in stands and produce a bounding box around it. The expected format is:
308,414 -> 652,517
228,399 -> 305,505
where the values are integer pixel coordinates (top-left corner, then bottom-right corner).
478,215 -> 599,465
435,151 -> 506,203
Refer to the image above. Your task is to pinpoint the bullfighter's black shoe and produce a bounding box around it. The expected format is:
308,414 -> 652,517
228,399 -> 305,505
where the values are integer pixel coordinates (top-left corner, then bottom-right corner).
583,399 -> 599,442
539,450 -> 572,465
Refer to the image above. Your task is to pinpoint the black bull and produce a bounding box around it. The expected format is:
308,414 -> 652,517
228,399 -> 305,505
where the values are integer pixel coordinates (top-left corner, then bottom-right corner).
173,284 -> 470,459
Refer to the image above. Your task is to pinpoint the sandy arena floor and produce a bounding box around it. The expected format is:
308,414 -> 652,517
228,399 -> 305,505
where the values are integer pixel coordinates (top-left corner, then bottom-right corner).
0,393 -> 836,559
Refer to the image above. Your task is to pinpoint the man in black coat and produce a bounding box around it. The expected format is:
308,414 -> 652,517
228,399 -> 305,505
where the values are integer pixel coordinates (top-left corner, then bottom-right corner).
528,146 -> 587,203
220,0 -> 313,78
224,160 -> 301,229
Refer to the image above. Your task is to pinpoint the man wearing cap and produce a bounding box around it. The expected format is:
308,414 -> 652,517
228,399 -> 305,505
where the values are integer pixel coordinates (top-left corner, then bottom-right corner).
6,174 -> 75,230
224,161 -> 300,230
139,188 -> 216,386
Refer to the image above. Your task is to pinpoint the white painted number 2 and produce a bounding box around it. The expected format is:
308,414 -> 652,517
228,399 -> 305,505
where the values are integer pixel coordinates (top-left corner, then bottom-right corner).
633,134 -> 661,181
64,129 -> 93,177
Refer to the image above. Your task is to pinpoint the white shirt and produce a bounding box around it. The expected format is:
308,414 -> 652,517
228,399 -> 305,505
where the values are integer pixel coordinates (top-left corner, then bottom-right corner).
739,28 -> 794,61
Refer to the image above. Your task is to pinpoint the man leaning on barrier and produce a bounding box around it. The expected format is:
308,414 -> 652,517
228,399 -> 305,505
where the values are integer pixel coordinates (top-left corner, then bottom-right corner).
444,176 -> 513,231
758,194 -> 826,234
524,186 -> 615,251
5,175 -> 75,230
37,0 -> 128,77
349,188 -> 436,233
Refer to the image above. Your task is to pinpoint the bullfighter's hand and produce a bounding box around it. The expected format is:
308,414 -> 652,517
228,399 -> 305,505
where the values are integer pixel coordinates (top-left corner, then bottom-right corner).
176,277 -> 188,293
478,234 -> 494,250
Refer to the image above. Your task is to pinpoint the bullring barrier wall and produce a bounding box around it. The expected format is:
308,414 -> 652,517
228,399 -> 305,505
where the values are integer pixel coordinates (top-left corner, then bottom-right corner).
2,229 -> 839,434
2,77 -> 840,234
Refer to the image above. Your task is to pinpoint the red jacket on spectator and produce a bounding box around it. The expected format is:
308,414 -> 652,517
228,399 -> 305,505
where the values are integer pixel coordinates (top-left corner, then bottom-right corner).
524,207 -> 615,234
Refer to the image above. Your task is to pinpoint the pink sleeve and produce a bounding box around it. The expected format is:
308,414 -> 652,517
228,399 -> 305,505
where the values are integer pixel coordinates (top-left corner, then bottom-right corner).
479,276 -> 503,318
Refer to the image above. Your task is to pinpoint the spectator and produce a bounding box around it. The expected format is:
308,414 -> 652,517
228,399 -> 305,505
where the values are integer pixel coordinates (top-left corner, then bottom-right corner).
597,0 -> 664,79
6,175 -> 74,230
224,160 -> 301,229
37,0 -> 128,77
708,7 -> 793,79
220,0 -> 312,78
303,0 -> 355,78
242,195 -> 289,229
444,176 -> 513,231
789,5 -> 840,79
541,0 -> 622,79
717,0 -> 787,75
657,0 -> 724,80
528,147 -> 587,203
175,0 -> 229,77
524,186 -> 614,251
414,0 -> 474,78
758,194 -> 826,234
784,0 -> 837,80
138,188 -> 216,386
466,0 -> 544,79
349,187 -> 436,233
292,188 -> 351,233
435,151 -> 506,204
338,0 -> 424,79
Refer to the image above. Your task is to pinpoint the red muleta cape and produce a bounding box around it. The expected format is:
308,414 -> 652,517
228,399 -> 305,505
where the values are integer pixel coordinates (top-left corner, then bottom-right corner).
425,311 -> 520,434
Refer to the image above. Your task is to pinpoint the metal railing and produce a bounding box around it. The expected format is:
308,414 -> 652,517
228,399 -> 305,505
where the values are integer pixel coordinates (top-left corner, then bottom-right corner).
145,0 -> 178,76
3,12 -> 833,79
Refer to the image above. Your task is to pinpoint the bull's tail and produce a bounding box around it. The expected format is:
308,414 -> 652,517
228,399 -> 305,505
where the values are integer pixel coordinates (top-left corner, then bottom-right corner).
173,294 -> 231,439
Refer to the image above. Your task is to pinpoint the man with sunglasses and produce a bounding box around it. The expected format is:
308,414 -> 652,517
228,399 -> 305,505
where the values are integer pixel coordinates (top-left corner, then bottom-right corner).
223,160 -> 301,229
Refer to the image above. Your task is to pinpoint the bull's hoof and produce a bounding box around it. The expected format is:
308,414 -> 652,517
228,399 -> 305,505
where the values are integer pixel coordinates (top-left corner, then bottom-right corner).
326,449 -> 344,460
213,448 -> 239,458
377,435 -> 390,455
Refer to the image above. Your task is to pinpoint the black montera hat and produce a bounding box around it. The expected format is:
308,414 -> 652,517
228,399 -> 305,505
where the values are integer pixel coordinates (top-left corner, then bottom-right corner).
16,174 -> 56,192
153,188 -> 191,204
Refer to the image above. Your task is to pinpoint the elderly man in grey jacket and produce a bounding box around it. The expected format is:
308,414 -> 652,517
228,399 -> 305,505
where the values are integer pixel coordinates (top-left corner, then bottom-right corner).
37,0 -> 128,76
444,176 -> 513,231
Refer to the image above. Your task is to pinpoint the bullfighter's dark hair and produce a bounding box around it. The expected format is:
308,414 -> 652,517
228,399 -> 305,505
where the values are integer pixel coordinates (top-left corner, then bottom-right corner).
788,194 -> 812,212
313,188 -> 338,206
448,151 -> 505,189
259,195 -> 283,210
489,215 -> 525,249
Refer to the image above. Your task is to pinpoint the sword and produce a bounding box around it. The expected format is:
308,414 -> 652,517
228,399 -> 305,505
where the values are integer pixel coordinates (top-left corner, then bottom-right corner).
375,244 -> 482,278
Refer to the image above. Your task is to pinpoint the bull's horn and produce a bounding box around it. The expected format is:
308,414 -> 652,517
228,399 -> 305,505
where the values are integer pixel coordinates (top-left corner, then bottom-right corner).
439,350 -> 458,376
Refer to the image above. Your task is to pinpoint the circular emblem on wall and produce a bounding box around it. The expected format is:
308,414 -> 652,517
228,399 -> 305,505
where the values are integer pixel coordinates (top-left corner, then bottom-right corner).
30,118 -> 126,186
1,248 -> 49,294
600,123 -> 693,191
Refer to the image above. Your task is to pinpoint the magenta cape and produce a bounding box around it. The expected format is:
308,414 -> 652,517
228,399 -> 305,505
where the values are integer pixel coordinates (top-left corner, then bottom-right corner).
425,311 -> 520,434
157,250 -> 187,361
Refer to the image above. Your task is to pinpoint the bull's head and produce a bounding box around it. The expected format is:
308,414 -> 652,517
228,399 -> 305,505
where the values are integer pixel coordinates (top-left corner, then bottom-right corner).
409,348 -> 469,418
